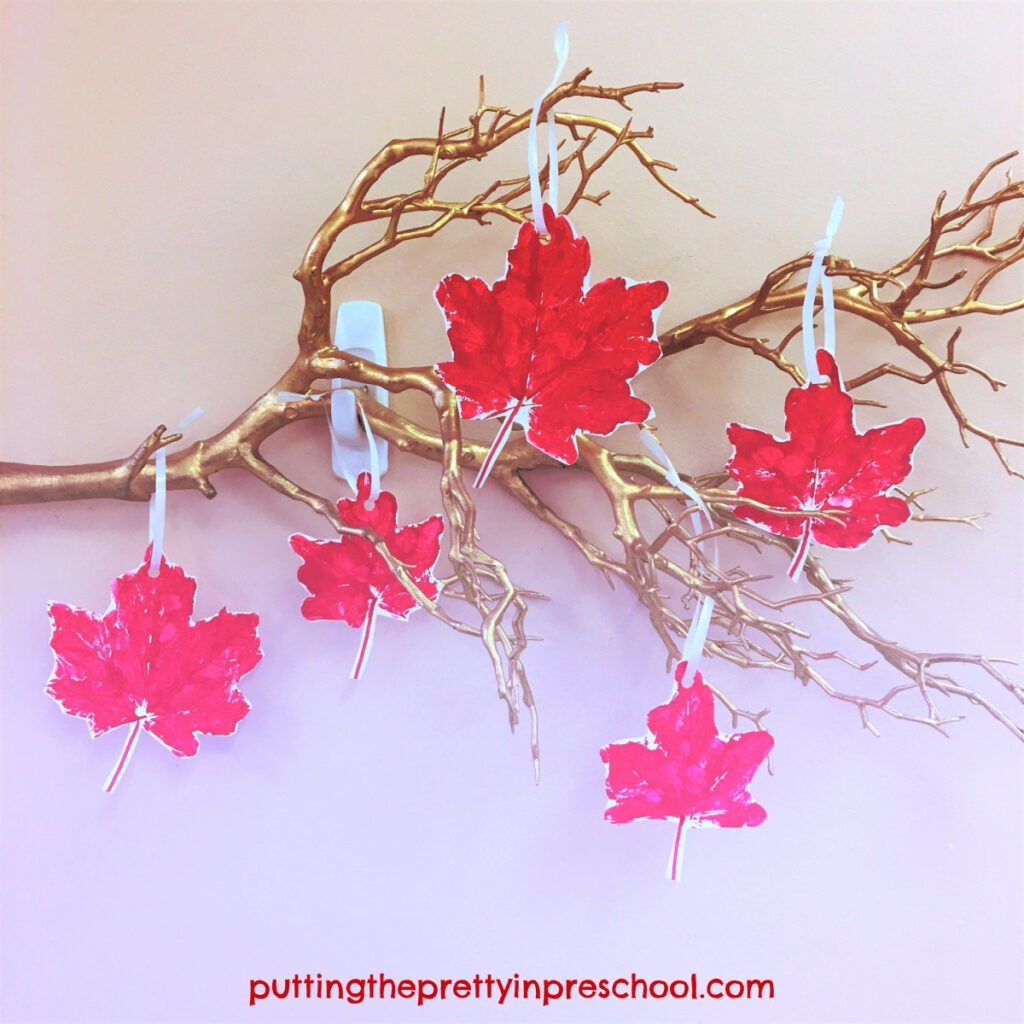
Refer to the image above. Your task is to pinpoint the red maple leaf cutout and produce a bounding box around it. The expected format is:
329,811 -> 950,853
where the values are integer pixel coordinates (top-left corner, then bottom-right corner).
46,549 -> 262,793
289,472 -> 443,678
600,664 -> 773,880
435,203 -> 668,481
726,350 -> 925,576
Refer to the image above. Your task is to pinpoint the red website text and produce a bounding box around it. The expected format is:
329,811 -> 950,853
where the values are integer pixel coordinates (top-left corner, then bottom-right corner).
249,972 -> 775,1008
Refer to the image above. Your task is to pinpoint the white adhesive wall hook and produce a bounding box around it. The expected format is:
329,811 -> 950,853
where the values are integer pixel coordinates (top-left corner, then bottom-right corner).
329,301 -> 389,493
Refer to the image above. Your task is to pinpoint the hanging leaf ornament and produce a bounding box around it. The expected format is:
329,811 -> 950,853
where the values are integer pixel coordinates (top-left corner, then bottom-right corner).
290,472 -> 443,678
727,350 -> 925,577
601,664 -> 773,880
46,549 -> 262,793
435,203 -> 668,484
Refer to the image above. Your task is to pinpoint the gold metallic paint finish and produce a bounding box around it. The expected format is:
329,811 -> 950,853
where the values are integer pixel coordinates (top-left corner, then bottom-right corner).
1,76 -> 1021,750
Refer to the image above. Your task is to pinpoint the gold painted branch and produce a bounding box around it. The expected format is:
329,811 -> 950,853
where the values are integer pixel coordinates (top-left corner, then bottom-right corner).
2,73 -> 1021,749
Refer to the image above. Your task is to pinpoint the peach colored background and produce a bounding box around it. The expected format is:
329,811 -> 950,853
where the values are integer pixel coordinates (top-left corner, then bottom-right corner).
2,2 -> 1022,1022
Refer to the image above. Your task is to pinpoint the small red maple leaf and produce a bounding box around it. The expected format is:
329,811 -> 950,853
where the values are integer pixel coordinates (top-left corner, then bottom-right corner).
726,350 -> 925,576
46,550 -> 262,792
601,664 -> 773,880
289,473 -> 443,678
435,203 -> 668,482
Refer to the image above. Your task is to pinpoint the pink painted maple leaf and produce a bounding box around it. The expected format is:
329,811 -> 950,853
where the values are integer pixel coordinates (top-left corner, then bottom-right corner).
46,550 -> 262,792
601,664 -> 773,879
435,203 -> 668,483
289,472 -> 443,677
726,349 -> 925,576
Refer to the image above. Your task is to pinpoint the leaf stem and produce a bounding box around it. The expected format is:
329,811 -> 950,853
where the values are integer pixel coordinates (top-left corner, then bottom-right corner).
670,818 -> 687,882
350,598 -> 378,679
787,521 -> 812,579
104,719 -> 142,794
474,398 -> 525,489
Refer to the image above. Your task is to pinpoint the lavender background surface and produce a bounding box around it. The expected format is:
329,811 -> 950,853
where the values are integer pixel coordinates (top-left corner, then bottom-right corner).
2,2 -> 1022,1022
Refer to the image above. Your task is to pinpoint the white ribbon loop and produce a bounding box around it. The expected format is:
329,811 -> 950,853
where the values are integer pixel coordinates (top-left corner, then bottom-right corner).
528,22 -> 570,232
357,400 -> 381,503
801,197 -> 844,384
638,428 -> 718,688
148,407 -> 204,577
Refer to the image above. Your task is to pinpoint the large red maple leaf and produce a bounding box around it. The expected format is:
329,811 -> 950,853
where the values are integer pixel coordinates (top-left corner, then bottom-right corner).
726,350 -> 925,576
46,550 -> 262,792
601,664 -> 773,879
289,473 -> 443,677
435,203 -> 668,481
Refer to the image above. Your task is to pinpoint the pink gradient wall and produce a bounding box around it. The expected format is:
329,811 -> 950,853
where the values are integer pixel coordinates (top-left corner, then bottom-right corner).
2,2 -> 1022,1022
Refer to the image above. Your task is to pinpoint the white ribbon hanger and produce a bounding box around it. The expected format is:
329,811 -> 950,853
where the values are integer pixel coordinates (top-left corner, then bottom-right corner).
638,427 -> 718,691
788,197 -> 844,580
528,22 -> 570,233
801,197 -> 844,384
148,407 -> 204,577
